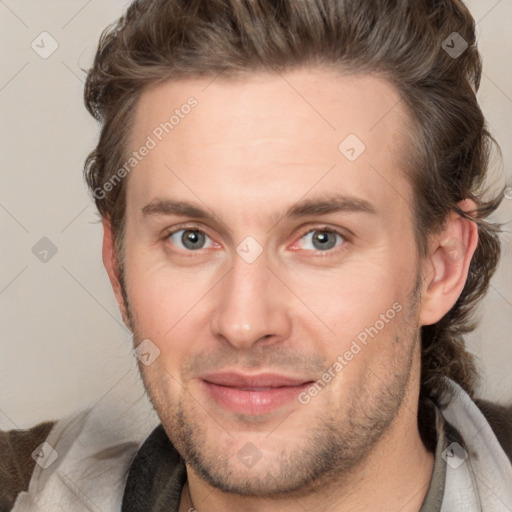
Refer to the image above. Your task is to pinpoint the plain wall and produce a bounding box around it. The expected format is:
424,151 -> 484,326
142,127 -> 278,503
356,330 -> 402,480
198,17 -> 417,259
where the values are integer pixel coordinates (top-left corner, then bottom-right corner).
1,0 -> 511,430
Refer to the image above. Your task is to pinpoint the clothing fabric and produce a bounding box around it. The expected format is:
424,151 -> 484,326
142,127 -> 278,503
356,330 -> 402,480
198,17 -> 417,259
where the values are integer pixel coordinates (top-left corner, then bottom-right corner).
11,389 -> 160,512
0,420 -> 55,511
10,379 -> 512,511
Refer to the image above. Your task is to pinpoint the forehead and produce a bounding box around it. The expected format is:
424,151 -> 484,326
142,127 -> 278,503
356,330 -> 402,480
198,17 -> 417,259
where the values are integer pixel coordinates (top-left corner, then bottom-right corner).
126,68 -> 414,225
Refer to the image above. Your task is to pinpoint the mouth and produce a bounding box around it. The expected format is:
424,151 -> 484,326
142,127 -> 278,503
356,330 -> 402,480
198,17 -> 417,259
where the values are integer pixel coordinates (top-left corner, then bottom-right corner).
199,372 -> 315,415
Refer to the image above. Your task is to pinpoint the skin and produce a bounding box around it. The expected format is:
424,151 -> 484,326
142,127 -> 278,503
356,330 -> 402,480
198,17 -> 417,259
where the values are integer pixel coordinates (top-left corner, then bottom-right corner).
102,67 -> 478,511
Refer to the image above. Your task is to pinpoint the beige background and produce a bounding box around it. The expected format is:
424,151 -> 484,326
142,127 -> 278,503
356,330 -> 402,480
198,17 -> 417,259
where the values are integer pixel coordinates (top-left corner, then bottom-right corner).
0,0 -> 511,430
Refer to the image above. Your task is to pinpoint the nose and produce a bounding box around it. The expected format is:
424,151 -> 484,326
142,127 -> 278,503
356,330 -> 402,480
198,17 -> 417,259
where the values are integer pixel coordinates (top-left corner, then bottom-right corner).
210,252 -> 292,350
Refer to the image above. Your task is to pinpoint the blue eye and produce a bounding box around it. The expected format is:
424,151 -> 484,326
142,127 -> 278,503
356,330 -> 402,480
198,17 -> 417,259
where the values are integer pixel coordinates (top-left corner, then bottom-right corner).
298,229 -> 345,252
164,226 -> 347,256
167,229 -> 214,251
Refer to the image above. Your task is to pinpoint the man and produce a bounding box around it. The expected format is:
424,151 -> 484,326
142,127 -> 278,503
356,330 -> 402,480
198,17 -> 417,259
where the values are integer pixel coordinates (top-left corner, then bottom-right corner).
2,0 -> 511,510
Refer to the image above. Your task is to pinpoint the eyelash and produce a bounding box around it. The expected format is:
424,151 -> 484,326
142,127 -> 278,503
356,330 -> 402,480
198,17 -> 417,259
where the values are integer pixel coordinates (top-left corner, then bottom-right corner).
162,224 -> 350,258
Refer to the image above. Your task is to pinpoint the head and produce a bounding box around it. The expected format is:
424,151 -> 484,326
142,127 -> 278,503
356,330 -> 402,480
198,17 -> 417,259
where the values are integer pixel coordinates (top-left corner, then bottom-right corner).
83,0 -> 504,498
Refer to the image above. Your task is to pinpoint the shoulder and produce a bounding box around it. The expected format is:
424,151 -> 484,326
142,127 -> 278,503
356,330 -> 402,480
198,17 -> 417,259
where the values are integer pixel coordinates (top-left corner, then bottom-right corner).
474,397 -> 512,464
0,420 -> 55,512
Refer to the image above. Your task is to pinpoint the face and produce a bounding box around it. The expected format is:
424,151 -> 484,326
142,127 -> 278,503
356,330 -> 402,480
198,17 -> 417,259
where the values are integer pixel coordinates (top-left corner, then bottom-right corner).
117,68 -> 425,495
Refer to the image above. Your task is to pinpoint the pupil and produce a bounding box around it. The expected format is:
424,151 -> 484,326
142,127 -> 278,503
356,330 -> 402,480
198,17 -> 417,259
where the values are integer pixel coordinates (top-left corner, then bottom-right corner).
313,231 -> 335,250
183,230 -> 204,250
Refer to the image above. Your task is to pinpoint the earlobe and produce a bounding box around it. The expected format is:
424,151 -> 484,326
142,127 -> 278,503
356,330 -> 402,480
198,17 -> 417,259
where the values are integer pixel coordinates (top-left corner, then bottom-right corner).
419,200 -> 479,326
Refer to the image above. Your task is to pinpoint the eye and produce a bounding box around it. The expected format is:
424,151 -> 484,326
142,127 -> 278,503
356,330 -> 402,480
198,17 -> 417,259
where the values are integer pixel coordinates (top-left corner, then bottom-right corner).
296,228 -> 346,253
166,228 -> 216,251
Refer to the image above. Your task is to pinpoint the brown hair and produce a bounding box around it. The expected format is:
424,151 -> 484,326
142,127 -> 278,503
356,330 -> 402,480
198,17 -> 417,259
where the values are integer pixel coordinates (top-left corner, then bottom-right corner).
83,0 -> 505,404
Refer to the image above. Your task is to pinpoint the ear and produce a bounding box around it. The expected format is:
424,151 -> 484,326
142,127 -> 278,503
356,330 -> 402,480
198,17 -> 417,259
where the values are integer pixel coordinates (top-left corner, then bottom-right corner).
102,217 -> 131,328
418,199 -> 479,326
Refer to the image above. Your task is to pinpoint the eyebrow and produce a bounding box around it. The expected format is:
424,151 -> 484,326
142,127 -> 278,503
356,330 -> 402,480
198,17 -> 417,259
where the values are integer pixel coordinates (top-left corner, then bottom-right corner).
141,194 -> 377,225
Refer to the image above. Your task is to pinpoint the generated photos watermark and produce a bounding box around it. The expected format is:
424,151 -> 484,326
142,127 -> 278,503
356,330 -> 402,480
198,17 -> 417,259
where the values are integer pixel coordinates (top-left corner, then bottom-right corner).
298,301 -> 403,405
93,97 -> 198,200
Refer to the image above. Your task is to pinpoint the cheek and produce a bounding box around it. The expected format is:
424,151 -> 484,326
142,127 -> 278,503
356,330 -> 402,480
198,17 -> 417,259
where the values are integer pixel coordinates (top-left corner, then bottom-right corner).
289,257 -> 404,332
290,262 -> 412,376
124,250 -> 214,344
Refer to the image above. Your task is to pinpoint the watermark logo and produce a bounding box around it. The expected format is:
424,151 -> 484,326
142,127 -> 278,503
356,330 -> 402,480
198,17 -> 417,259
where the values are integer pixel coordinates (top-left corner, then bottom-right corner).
236,236 -> 264,264
237,442 -> 263,469
338,134 -> 366,162
32,237 -> 58,263
442,32 -> 468,59
32,441 -> 59,469
135,338 -> 161,366
31,31 -> 59,59
442,442 -> 468,469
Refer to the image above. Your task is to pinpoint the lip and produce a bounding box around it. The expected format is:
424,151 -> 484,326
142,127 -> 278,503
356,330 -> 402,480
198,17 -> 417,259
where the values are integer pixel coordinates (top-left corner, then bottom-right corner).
200,371 -> 312,388
199,372 -> 314,415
